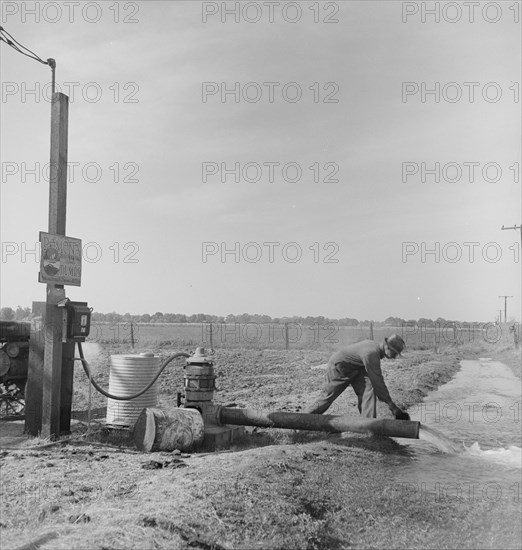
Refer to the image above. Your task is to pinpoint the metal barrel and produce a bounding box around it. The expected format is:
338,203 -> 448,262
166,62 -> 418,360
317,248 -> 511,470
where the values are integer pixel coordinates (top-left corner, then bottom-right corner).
219,407 -> 420,439
106,353 -> 159,426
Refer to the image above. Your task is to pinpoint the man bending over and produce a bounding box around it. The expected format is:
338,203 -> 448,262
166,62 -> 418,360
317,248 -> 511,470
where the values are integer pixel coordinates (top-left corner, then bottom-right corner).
304,334 -> 410,420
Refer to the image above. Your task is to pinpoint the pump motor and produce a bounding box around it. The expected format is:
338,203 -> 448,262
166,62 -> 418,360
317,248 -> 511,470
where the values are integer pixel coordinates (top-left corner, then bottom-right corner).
184,347 -> 215,406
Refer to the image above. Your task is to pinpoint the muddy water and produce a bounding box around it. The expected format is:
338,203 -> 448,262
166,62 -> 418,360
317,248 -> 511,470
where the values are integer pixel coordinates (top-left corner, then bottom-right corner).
393,359 -> 521,501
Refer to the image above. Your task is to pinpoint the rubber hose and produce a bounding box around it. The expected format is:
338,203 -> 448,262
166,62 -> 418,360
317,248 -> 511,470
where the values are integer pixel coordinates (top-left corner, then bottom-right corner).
75,341 -> 190,401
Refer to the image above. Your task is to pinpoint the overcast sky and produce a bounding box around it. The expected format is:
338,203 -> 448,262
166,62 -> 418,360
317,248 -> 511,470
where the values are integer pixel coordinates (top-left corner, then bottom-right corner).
1,1 -> 520,321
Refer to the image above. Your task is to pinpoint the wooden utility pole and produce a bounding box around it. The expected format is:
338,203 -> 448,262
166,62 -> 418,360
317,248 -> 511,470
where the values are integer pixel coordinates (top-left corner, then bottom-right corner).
497,310 -> 503,324
501,224 -> 522,241
498,296 -> 513,324
41,92 -> 69,439
501,224 -> 521,264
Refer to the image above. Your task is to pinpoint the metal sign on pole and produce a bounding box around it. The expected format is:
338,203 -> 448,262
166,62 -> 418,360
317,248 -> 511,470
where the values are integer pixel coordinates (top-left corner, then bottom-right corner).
39,232 -> 82,286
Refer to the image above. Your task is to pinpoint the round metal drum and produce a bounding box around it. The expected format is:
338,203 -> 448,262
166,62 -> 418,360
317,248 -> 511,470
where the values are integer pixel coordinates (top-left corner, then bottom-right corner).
0,349 -> 11,377
106,353 -> 160,426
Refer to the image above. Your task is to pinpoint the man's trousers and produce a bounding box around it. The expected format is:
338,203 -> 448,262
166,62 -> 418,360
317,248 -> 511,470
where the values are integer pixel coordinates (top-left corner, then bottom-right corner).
303,361 -> 377,418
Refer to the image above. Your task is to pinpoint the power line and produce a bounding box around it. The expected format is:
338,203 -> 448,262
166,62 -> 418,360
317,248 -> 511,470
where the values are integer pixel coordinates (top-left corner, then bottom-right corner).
0,26 -> 56,92
0,26 -> 48,64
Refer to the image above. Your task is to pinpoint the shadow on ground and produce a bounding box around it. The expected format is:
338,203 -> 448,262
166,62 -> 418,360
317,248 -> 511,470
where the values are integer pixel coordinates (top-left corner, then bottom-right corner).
228,426 -> 415,458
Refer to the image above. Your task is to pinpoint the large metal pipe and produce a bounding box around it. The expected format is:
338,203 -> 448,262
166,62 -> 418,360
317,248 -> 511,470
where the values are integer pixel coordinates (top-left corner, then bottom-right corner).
219,407 -> 420,439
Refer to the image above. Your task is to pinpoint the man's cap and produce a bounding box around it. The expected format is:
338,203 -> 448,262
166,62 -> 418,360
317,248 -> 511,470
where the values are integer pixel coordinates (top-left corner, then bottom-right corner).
385,334 -> 406,355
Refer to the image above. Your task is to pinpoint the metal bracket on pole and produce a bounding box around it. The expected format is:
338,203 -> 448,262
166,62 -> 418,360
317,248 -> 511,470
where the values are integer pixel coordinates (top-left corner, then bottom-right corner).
57,298 -> 70,344
47,58 -> 56,95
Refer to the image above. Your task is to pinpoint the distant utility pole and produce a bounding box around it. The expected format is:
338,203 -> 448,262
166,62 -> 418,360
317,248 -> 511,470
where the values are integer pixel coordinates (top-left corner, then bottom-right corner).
500,224 -> 520,325
501,224 -> 522,259
501,224 -> 522,241
497,309 -> 503,324
498,296 -> 513,324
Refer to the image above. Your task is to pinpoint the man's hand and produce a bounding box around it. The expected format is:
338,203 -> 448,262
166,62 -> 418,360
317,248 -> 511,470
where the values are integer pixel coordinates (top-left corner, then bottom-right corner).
394,410 -> 411,421
390,403 -> 410,420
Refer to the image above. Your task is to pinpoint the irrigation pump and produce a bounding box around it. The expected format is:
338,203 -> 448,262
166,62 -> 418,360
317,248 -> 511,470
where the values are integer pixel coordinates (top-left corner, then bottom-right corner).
133,347 -> 420,452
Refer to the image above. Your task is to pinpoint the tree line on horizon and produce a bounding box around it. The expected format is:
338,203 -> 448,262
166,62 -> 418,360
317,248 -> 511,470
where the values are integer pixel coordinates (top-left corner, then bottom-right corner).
0,306 -> 493,327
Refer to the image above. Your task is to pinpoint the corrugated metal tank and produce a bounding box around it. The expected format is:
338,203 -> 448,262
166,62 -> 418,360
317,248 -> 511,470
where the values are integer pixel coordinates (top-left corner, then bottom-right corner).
106,352 -> 159,426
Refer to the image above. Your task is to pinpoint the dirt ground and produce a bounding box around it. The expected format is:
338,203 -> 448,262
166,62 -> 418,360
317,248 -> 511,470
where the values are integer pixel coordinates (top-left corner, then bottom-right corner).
1,344 -> 520,549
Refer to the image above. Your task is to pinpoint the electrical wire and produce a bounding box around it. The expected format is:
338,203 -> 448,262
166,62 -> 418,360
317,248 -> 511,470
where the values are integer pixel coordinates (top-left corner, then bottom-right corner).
0,25 -> 48,65
75,342 -> 190,401
0,26 -> 56,92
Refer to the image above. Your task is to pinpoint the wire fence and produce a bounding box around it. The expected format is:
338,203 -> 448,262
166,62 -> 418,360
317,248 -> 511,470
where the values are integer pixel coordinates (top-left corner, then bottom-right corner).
87,321 -> 520,352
